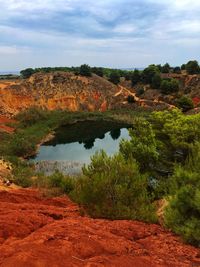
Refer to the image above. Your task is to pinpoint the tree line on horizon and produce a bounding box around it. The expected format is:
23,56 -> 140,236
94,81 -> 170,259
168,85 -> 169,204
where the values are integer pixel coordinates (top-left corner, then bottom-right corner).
20,60 -> 200,81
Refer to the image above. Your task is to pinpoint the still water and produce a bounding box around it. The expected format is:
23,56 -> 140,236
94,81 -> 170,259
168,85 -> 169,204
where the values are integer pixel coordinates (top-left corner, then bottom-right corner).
32,121 -> 131,175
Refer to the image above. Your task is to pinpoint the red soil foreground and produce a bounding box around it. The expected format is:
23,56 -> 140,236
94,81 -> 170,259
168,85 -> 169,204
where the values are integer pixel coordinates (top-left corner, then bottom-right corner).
0,189 -> 199,267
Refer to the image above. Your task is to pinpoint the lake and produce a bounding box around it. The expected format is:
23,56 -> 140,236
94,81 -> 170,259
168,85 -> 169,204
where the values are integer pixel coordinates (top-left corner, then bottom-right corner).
32,120 -> 131,175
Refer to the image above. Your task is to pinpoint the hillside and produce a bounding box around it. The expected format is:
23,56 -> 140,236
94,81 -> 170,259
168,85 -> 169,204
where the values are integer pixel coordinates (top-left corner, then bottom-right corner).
0,71 -> 187,118
0,72 -> 132,116
0,188 -> 200,267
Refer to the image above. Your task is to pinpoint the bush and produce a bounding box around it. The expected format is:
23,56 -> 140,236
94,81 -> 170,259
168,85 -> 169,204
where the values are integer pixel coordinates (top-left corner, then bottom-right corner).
177,96 -> 194,111
20,68 -> 35,79
160,79 -> 179,94
161,63 -> 170,73
127,95 -> 135,103
10,158 -> 34,187
141,65 -> 159,84
79,64 -> 92,77
48,171 -> 75,194
164,144 -> 200,246
131,69 -> 141,86
120,118 -> 159,172
109,71 -> 120,85
72,151 -> 157,222
151,73 -> 162,89
185,60 -> 200,75
10,134 -> 35,157
15,107 -> 48,127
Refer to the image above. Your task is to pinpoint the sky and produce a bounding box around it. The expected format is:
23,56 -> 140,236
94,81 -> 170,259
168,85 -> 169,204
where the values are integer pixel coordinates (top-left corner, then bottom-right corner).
0,0 -> 200,71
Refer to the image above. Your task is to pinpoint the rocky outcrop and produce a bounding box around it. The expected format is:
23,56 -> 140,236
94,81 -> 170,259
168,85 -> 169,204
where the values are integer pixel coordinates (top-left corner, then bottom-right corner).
0,73 -> 130,116
0,189 -> 199,267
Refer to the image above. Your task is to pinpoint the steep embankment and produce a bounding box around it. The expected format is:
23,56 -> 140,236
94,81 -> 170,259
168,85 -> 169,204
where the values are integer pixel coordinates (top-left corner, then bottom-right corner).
0,188 -> 199,267
0,72 -> 133,116
121,73 -> 200,105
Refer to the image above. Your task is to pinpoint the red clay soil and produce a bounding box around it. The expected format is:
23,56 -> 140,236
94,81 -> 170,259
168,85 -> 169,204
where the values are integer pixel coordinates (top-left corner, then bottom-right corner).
0,116 -> 16,133
0,189 -> 199,267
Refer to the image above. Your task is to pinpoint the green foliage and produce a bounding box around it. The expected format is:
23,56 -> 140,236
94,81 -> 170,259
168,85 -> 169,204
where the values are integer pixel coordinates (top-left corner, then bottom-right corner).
160,78 -> 179,94
164,144 -> 200,246
120,118 -> 159,172
142,65 -> 160,84
181,64 -> 186,70
161,63 -> 171,73
185,60 -> 200,74
10,133 -> 36,157
15,107 -> 48,127
48,171 -> 75,194
91,67 -> 104,77
72,151 -> 157,222
20,68 -> 35,79
173,66 -> 181,74
109,71 -> 120,85
79,64 -> 92,77
151,109 -> 200,164
131,69 -> 141,86
151,73 -> 162,89
177,96 -> 194,111
9,157 -> 34,187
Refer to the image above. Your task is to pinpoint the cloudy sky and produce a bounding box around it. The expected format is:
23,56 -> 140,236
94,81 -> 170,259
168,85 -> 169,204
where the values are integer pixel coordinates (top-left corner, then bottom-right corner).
0,0 -> 200,71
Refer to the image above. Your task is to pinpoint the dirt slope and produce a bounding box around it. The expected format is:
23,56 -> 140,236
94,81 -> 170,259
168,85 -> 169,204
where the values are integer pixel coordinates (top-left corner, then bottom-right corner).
0,189 -> 199,267
0,72 -> 132,116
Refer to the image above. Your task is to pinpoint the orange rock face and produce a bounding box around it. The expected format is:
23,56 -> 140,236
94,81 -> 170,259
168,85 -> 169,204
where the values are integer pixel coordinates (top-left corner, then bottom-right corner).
0,189 -> 199,267
0,72 -> 128,116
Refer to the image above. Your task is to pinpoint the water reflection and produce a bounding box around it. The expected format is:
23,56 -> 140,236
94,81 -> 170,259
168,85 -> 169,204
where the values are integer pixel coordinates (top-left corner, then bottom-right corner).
32,121 -> 131,175
110,128 -> 121,140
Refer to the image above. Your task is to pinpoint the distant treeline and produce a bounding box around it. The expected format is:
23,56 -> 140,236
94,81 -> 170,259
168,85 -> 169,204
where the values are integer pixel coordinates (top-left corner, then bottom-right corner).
0,74 -> 19,80
20,60 -> 200,90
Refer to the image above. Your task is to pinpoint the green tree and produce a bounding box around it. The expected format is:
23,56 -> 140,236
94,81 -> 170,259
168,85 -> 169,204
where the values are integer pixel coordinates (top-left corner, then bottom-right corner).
177,96 -> 194,111
141,65 -> 159,84
181,64 -> 186,70
120,118 -> 159,172
160,79 -> 179,94
164,144 -> 200,246
173,66 -> 181,74
131,69 -> 141,86
20,68 -> 35,79
79,64 -> 92,77
109,71 -> 120,85
72,151 -> 157,222
91,67 -> 104,77
161,63 -> 171,73
185,60 -> 200,74
151,73 -> 162,89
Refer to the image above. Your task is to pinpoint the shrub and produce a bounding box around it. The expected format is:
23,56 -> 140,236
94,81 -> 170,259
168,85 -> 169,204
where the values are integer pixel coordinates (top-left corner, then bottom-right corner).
151,73 -> 162,89
72,151 -> 157,222
109,71 -> 120,85
141,65 -> 160,84
131,69 -> 141,86
127,95 -> 135,103
15,107 -> 48,127
79,64 -> 92,77
48,171 -> 75,194
11,158 -> 34,187
161,63 -> 171,73
120,118 -> 159,172
177,96 -> 194,111
185,60 -> 200,74
160,79 -> 179,94
20,68 -> 35,79
164,144 -> 200,246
